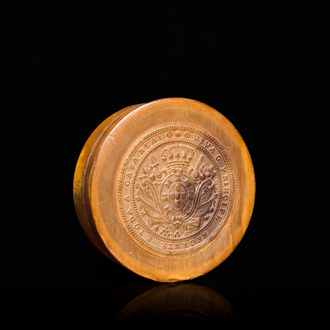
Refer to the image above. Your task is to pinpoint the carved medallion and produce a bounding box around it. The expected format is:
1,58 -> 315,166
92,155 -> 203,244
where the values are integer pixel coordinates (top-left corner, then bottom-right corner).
116,124 -> 235,258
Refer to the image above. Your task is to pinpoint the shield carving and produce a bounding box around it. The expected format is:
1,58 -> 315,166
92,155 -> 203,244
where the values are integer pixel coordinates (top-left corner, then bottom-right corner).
170,183 -> 188,211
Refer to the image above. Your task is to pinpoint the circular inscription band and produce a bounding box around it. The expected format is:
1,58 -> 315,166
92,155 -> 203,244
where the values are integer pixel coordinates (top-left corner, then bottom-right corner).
116,125 -> 235,258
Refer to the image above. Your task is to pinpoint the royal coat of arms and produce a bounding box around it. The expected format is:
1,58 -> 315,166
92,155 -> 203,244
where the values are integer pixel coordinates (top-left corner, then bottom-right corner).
136,145 -> 218,238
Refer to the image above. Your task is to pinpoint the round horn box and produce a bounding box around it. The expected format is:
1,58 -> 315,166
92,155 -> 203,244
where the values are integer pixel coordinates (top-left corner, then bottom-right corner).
73,98 -> 255,282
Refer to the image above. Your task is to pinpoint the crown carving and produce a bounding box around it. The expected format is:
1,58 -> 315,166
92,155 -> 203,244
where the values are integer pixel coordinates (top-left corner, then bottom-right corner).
160,145 -> 194,168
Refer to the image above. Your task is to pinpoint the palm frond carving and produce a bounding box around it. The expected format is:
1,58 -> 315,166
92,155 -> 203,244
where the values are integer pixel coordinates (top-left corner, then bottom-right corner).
195,199 -> 214,217
136,195 -> 162,219
136,184 -> 155,206
199,184 -> 215,205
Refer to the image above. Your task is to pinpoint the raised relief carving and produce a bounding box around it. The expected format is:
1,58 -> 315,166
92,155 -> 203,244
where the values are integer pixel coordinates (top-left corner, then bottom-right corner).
117,125 -> 235,258
136,146 -> 218,237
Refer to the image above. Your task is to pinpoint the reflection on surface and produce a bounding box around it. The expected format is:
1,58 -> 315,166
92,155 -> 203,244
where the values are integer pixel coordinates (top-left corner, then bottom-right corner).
113,283 -> 238,325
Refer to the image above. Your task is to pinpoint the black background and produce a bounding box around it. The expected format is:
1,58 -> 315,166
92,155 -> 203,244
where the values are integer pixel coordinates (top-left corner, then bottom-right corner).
2,1 -> 329,324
